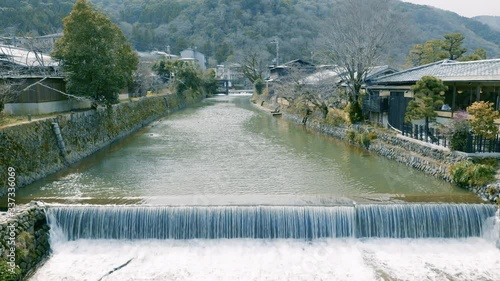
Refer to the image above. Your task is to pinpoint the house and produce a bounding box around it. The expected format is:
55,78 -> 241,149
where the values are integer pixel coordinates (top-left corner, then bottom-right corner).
0,45 -> 90,115
268,59 -> 316,82
366,59 -> 500,131
298,64 -> 397,109
180,48 -> 206,70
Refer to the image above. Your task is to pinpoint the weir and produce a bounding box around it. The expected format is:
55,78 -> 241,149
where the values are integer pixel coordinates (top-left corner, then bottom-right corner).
46,204 -> 497,241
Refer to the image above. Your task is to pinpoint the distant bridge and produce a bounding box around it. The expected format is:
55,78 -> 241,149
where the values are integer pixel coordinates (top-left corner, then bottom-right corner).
216,79 -> 252,95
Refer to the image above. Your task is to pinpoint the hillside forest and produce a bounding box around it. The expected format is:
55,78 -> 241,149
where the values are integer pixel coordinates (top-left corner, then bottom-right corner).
1,0 -> 500,68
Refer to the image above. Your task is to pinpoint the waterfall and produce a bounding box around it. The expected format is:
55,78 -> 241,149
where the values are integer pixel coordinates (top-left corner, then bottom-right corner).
46,204 -> 497,241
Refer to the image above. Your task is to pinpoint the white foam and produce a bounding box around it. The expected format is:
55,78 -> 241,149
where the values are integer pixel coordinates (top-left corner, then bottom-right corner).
30,238 -> 500,281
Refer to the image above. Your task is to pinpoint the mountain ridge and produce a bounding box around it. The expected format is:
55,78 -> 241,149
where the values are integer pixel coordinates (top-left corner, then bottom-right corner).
1,0 -> 500,67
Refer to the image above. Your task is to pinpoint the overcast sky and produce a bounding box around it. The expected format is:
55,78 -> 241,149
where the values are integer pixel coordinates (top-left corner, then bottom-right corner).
401,0 -> 500,18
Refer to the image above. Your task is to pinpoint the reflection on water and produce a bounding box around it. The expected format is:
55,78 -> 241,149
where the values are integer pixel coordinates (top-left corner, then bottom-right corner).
13,95 -> 481,205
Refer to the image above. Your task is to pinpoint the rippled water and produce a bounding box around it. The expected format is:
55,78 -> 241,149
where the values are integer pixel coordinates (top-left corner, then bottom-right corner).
15,95 -> 479,205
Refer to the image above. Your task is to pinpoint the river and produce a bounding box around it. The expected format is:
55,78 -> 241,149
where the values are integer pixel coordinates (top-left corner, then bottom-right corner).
23,95 -> 499,281
17,95 -> 479,205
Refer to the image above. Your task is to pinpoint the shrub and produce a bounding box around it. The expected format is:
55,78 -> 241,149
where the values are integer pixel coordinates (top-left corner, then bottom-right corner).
346,129 -> 356,142
357,133 -> 371,148
467,101 -> 500,139
345,101 -> 363,124
450,129 -> 470,151
326,109 -> 347,126
0,259 -> 21,281
254,78 -> 265,95
346,129 -> 376,148
449,161 -> 496,187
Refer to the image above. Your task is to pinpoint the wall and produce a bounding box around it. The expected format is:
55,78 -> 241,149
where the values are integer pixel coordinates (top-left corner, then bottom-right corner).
0,203 -> 49,280
4,100 -> 91,115
0,92 -> 203,196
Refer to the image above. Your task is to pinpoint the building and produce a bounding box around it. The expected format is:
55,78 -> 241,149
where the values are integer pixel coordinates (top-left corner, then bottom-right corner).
0,45 -> 90,115
366,59 -> 500,131
180,48 -> 206,70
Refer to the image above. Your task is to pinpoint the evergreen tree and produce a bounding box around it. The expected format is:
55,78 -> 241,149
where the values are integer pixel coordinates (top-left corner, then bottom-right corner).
52,0 -> 138,106
405,76 -> 447,140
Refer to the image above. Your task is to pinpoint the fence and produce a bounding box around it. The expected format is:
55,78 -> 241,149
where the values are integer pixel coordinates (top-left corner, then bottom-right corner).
401,124 -> 449,148
402,124 -> 500,153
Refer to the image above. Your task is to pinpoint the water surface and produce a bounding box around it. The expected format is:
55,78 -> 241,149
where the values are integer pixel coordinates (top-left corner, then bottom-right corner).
15,95 -> 479,205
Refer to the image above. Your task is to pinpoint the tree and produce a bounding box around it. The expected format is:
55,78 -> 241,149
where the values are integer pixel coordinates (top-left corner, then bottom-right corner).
52,0 -> 138,106
241,52 -> 268,84
273,66 -> 343,122
152,59 -> 208,96
406,33 -> 486,66
407,39 -> 448,67
319,0 -> 399,104
405,76 -> 447,139
467,101 -> 499,139
460,48 -> 487,62
201,69 -> 218,96
441,32 -> 467,60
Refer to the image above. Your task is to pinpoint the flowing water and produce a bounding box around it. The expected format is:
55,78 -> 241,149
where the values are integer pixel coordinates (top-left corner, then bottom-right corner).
16,95 -> 480,205
19,95 -> 499,280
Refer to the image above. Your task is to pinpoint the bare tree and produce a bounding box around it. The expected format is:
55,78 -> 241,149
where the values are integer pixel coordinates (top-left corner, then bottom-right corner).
241,51 -> 270,84
318,0 -> 399,102
129,61 -> 155,97
273,66 -> 344,122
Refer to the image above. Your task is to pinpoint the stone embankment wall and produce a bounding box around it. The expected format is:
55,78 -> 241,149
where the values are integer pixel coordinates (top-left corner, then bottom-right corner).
0,203 -> 49,280
0,92 -> 203,196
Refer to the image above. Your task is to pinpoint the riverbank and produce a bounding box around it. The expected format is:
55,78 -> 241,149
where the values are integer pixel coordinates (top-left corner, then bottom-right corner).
0,202 -> 49,280
251,93 -> 500,204
0,92 -> 204,197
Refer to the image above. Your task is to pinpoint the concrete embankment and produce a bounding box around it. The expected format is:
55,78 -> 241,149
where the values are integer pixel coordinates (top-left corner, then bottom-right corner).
0,92 -> 204,196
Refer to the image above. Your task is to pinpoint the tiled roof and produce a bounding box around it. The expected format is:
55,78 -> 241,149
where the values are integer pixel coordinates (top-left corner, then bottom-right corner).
302,65 -> 396,85
373,59 -> 500,83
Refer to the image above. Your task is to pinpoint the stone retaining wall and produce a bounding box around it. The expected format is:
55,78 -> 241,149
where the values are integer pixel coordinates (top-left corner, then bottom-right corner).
0,92 -> 204,196
0,203 -> 49,280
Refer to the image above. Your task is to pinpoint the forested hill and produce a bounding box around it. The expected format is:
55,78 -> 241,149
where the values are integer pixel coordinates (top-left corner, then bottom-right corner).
1,0 -> 500,67
474,16 -> 500,32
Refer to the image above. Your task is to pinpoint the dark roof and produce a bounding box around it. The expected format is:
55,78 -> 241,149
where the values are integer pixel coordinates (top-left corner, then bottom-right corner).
373,59 -> 500,84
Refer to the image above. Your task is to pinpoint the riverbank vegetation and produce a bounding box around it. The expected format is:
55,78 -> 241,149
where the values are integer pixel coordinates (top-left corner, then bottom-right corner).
449,160 -> 497,188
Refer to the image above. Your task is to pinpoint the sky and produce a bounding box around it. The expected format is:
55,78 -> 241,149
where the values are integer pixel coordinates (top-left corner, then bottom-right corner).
401,0 -> 500,18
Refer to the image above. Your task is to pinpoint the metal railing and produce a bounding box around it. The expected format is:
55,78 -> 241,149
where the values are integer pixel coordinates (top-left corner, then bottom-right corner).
401,124 -> 449,148
402,124 -> 500,153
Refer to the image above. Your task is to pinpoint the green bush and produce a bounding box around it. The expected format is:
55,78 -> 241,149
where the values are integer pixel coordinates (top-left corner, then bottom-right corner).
254,78 -> 265,95
345,101 -> 363,124
357,133 -> 371,148
346,130 -> 376,148
450,129 -> 470,151
0,259 -> 21,281
449,161 -> 496,187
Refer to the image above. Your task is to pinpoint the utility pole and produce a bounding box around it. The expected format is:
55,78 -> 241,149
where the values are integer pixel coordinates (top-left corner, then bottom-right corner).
270,39 -> 279,66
